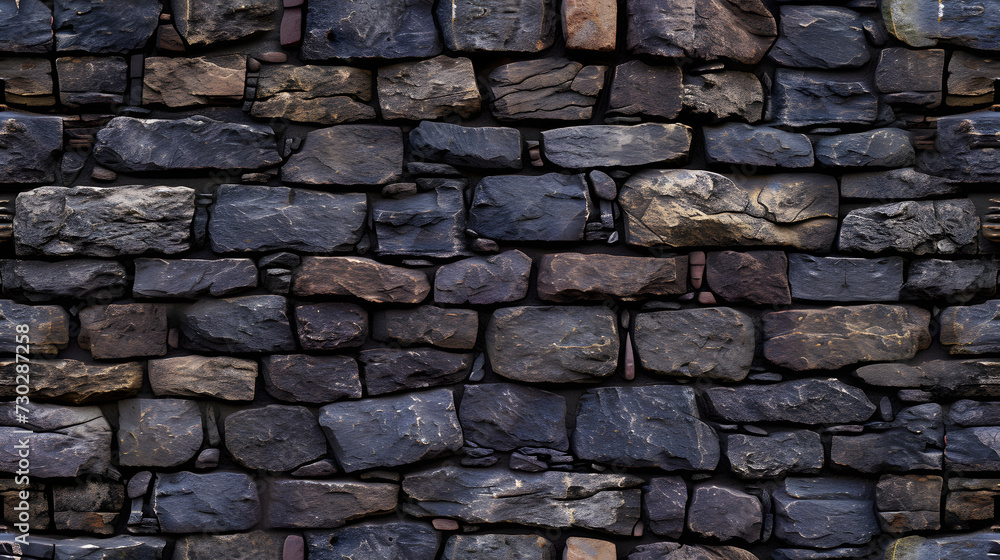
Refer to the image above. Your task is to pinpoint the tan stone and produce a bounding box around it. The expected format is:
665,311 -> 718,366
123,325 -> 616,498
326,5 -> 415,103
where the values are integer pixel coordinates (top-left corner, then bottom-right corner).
0,359 -> 142,404
148,355 -> 257,401
564,537 -> 616,560
143,55 -> 246,107
378,56 -> 481,120
562,0 -> 616,51
0,58 -> 54,107
292,256 -> 430,304
253,64 -> 375,125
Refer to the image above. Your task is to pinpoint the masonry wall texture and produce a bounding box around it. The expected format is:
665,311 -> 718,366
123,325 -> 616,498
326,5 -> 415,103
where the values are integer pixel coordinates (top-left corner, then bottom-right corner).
0,0 -> 998,558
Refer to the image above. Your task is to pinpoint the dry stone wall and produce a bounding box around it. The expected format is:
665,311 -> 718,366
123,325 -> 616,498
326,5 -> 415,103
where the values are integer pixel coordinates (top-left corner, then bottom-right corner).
0,0 -> 998,558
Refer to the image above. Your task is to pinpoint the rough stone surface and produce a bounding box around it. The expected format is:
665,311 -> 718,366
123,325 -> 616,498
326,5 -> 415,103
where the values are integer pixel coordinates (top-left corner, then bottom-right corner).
830,404 -> 944,473
378,56 -> 481,120
628,543 -> 759,560
0,0 -> 52,53
903,259 -> 997,303
468,173 -> 590,242
487,59 -> 606,121
178,295 -> 296,353
947,427 -> 1000,471
0,300 -> 69,354
727,431 -> 824,479
359,348 -> 473,395
148,356 -> 257,401
0,113 -> 62,183
687,485 -> 762,542
633,308 -> 754,381
947,51 -> 1000,107
838,199 -> 980,255
608,60 -> 682,119
437,0 -> 556,52
1,259 -> 127,303
769,6 -> 869,69
0,57 -> 54,107
409,122 -> 521,169
772,69 -> 879,127
940,300 -> 1000,355
772,478 -> 879,548
840,168 -> 963,200
542,124 -> 691,168
262,354 -> 361,404
434,251 -> 532,305
252,64 -> 374,125
442,534 -> 555,560
704,124 -> 813,168
282,125 -> 403,186
54,0 -> 160,53
292,256 -> 430,304
301,0 -> 440,60
705,250 -> 792,305
0,404 -> 111,478
172,532 -> 286,560
57,56 -> 127,106
814,128 -> 915,168
373,306 -> 478,350
882,0 -> 1000,51
153,471 -> 260,533
372,186 -> 469,259
682,72 -> 765,122
704,379 -> 877,424
788,254 -> 904,302
876,475 -> 942,533
876,47 -> 945,106
0,359 -> 142,404
307,522 -> 440,560
171,0 -> 277,46
294,302 -> 368,350
459,383 -> 568,451
117,398 -> 203,468
78,303 -> 168,359
224,405 -> 327,471
931,111 -> 1000,182
644,477 -> 687,538
537,253 -> 687,302
133,258 -> 257,299
143,56 -> 246,108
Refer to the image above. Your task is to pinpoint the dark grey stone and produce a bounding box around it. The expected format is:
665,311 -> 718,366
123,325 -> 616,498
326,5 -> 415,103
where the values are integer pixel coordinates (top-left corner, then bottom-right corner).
152,471 -> 261,533
372,306 -> 478,350
171,0 -> 276,46
628,543 -> 760,560
486,58 -> 605,121
0,112 -> 61,184
0,404 -> 110,478
359,348 -> 473,395
882,0 -> 1000,51
541,123 -> 691,168
56,56 -> 127,106
281,125 -> 403,186
262,354 -> 361,404
773,477 -> 879,548
0,300 -> 69,354
294,302 -> 368,350
224,405 -> 327,471
854,359 -> 1000,398
0,0 -> 52,53
682,71 -> 765,122
902,259 -> 997,302
178,295 -> 296,353
687,484 -> 762,542
53,536 -> 166,560
928,110 -> 1000,182
788,254 -> 904,302
378,56 -> 481,120
437,0 -> 555,52
77,302 -> 168,359
704,379 -> 876,424
949,400 -> 1000,426
433,250 -> 532,305
306,522 -> 440,560
840,168 -> 963,199
117,398 -> 202,468
409,122 -> 521,169
875,47 -> 945,107
267,479 -> 398,529
609,60 -> 682,119
941,300 -> 1000,354
643,477 -> 687,538
54,0 -> 160,53
301,0 -> 441,59
468,173 -> 590,242
373,186 -> 469,259
459,383 -> 568,452
772,69 -> 879,127
726,431 -> 824,479
838,199 -> 979,255
633,307 -> 754,382
815,128 -> 915,168
133,258 -> 256,299
703,123 -> 813,168
831,404 -> 944,473
442,534 -> 555,560
171,532 -> 287,560
946,427 -> 1000,471
769,6 -> 869,69
1,259 -> 127,303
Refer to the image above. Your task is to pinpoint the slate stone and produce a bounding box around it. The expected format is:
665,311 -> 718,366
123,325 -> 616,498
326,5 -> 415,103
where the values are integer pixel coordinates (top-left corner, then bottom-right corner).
705,250 -> 792,305
282,125 -> 403,185
704,379 -> 877,424
541,124 -> 691,168
772,69 -> 879,127
876,48 -> 945,106
727,431 -> 824,479
148,356 -> 256,401
460,383 -> 567,452
608,60 -> 682,119
0,404 -> 111,478
0,300 -> 69,355
409,122 -> 521,169
486,306 -> 618,383
628,543 -> 759,560
572,385 -> 720,471
487,58 -> 605,120
815,128 -> 915,168
301,0 -> 440,59
946,51 -> 1000,107
0,57 -> 54,107
78,303 -> 168,359
773,478 -> 879,548
178,295 -> 296,353
117,398 -> 202,468
294,303 -> 367,350
619,170 -> 839,251
153,471 -> 260,533
634,308 -> 754,381
946,427 -> 1000,472
437,0 -> 555,52
788,254 -> 904,302
252,64 -> 374,125
133,258 -> 257,299
468,173 -> 590,242
378,56 -> 481,120
53,536 -> 167,560
171,0 -> 277,46
831,404 -> 944,472
704,124 -> 813,168
537,253 -> 686,302
930,111 -> 1000,182
54,0 -> 160,53
56,56 -> 127,106
840,168 -> 963,199
434,250 -> 531,305
403,466 -> 642,534
142,56 -> 245,107
373,186 -> 469,259
0,259 -> 126,303
0,359 -> 141,404
442,534 -> 554,560
0,113 -> 61,183
949,400 -> 1000,426
272,480 -> 396,529
763,304 -> 931,370
373,306 -> 478,350
0,0 -> 52,53
52,479 -> 125,535
93,116 -> 281,172
626,0 -> 776,64
838,199 -> 980,255
687,484 -> 762,542
769,6 -> 869,69
682,71 -> 765,122
940,300 -> 1000,355
881,0 -> 1000,51
359,348 -> 473,395
883,532 -> 1000,560
224,405 -> 327,471
319,388 -> 462,472
172,531 -> 286,560
292,256 -> 430,304
262,354 -> 361,403
854,359 -> 1000,398
876,475 -> 943,533
643,477 -> 687,538
307,522 -> 440,560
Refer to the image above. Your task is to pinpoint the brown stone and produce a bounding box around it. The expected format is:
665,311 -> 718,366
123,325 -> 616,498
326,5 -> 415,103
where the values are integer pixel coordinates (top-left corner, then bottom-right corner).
0,57 -> 55,107
148,356 -> 257,401
945,491 -> 994,528
608,60 -> 683,119
294,302 -> 368,350
876,474 -> 942,533
487,58 -> 606,121
292,256 -> 430,304
156,24 -> 186,52
562,0 -> 616,51
0,301 -> 70,355
565,537 -> 616,560
78,303 -> 169,359
267,480 -> 398,529
0,359 -> 142,404
536,253 -> 688,302
143,55 -> 246,107
52,479 -> 125,535
433,518 -> 460,531
373,306 -> 479,350
253,65 -> 374,125
377,55 -> 481,120
705,250 -> 792,305
259,52 -> 288,63
280,7 -> 302,47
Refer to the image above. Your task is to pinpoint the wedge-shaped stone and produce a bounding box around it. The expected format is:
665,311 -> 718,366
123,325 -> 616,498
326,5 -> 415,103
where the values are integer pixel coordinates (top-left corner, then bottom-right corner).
537,253 -> 687,302
282,125 -> 403,185
469,173 -> 590,242
301,0 -> 440,60
704,379 -> 877,424
634,308 -> 754,381
0,112 -> 61,183
0,404 -> 110,478
0,359 -> 141,404
487,58 -> 605,120
437,0 -> 555,52
542,124 -> 691,168
252,65 -> 374,125
403,466 -> 642,534
0,300 -> 69,354
838,199 -> 979,255
148,356 -> 257,401
378,56 -> 481,120
268,480 -> 398,529
153,472 -> 260,533
292,256 -> 430,304
133,258 -> 257,299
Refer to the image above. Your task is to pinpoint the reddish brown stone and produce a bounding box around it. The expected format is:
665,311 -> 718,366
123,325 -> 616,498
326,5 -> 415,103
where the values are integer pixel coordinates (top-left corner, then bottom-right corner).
156,24 -> 186,52
432,518 -> 459,531
78,303 -> 168,359
258,51 -> 288,63
705,250 -> 792,305
536,253 -> 688,302
292,256 -> 430,304
565,537 -> 616,560
143,56 -> 246,108
563,0 -> 616,51
280,7 -> 302,48
283,535 -> 304,560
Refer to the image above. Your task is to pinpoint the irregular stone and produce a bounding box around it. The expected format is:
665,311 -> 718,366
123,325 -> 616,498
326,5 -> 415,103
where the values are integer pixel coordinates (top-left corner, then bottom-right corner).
53,536 -> 167,560
117,398 -> 202,468
840,168 -> 963,199
403,466 -> 642,534
830,404 -> 944,472
434,251 -> 531,305
854,359 -> 1000,398
876,474 -> 942,533
949,400 -> 1000,426
0,359 -> 141,404
0,259 -> 126,303
903,259 -> 997,303
468,173 -> 590,242
378,56 -> 480,120
133,258 -> 256,299
772,69 -> 879,127
319,388 -> 462,472
930,111 -> 1000,182
178,295 -> 296,353
56,56 -> 127,106
769,6 -> 869,69
459,383 -> 567,451
881,0 -> 1000,50
373,186 -> 468,259
815,128 -> 915,168
294,302 -> 367,350
0,112 -> 61,183
0,301 -> 68,354
0,0 -> 52,53
172,531 -> 286,560
704,379 -> 877,424
487,58 -> 605,120
727,431 -> 824,479
224,405 -> 327,471
93,116 -> 280,172
788,254 -> 904,302
619,170 -> 838,251
763,304 -> 931,370
252,64 -> 374,125
705,250 -> 791,305
687,484 -> 762,542
292,256 -> 430,303
946,51 -> 1000,107
307,522 -> 440,560
52,479 -> 125,535
644,477 -> 687,538
940,300 -> 1000,355
486,306 -> 618,383
682,71 -> 765,122
626,0 -> 776,64
78,303 -> 168,359
301,0 -> 440,60
838,199 -> 979,255
573,385 -> 719,470
876,48 -> 945,106
437,0 -> 555,52
634,307 -> 754,381
148,356 -> 256,401
0,57 -> 54,107
171,0 -> 276,46
54,0 -> 159,52
563,0 -> 615,51
773,478 -> 879,548
537,253 -> 686,302
142,56 -> 245,107
409,121 -> 521,169
282,125 -> 403,185
882,532 -> 1000,559
608,60 -> 682,119
153,471 -> 260,532
946,427 -> 1000,472
542,124 -> 691,168
359,348 -> 472,395
0,404 -> 111,478
262,354 -> 361,403
628,543 -> 759,560
373,306 -> 478,349
704,123 -> 813,168
442,534 -> 554,560
15,185 -> 193,257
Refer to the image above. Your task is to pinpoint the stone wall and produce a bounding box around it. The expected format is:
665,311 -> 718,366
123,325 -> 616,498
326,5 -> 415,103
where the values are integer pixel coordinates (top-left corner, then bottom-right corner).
0,0 -> 998,558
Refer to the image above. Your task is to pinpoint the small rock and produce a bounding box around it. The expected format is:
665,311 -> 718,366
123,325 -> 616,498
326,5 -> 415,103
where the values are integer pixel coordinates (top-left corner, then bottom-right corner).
0,259 -> 127,303
434,250 -> 531,305
644,477 -> 687,538
773,478 -> 878,548
252,64 -> 374,125
372,185 -> 470,259
563,0 -> 615,51
840,168 -> 962,199
0,0 -> 52,53
56,56 -> 128,106
305,522 -> 440,560
171,0 -> 277,46
772,69 -> 879,127
0,112 -> 61,183
442,534 -> 555,560
876,48 -> 945,107
194,448 -> 220,469
726,431 -> 825,479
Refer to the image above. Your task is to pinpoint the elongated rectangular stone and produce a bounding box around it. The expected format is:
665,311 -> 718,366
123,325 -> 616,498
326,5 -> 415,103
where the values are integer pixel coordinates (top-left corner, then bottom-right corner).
541,124 -> 691,168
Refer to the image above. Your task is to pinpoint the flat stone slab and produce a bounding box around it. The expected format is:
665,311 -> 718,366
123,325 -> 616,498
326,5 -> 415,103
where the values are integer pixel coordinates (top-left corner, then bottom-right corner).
727,431 -> 824,479
788,254 -> 905,302
307,522 -> 440,560
225,405 -> 328,471
433,250 -> 532,305
634,308 -> 754,381
148,355 -> 256,401
704,379 -> 876,424
292,256 -> 430,304
117,398 -> 202,468
153,472 -> 261,533
536,253 -> 687,302
468,173 -> 590,242
838,199 -> 980,255
541,124 -> 691,168
408,121 -> 521,169
281,125 -> 403,186
133,258 -> 257,299
178,295 -> 296,353
378,57 -> 481,121
0,404 -> 111,478
773,477 -> 878,548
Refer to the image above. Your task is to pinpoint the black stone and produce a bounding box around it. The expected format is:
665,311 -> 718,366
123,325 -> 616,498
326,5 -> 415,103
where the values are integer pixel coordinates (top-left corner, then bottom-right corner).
409,122 -> 522,169
773,477 -> 879,548
133,258 -> 257,299
224,405 -> 327,471
433,250 -> 532,305
459,383 -> 568,451
372,306 -> 478,349
726,431 -> 824,479
373,186 -> 469,259
772,69 -> 879,127
703,123 -> 813,168
788,254 -> 904,302
56,56 -> 127,106
171,0 -> 276,46
306,522 -> 440,560
838,199 -> 980,255
262,354 -> 361,404
814,128 -> 915,168
468,173 -> 590,242
840,168 -> 963,199
294,302 -> 368,350
54,0 -> 160,53
0,113 -> 61,183
0,0 -> 52,53
267,479 -> 398,529
644,477 -> 687,538
1,259 -> 127,303
179,295 -> 296,353
768,6 -> 869,69
359,348 -> 473,395
682,71 -> 765,122
876,47 -> 945,107
608,60 -> 683,119
437,0 -> 555,52
152,471 -> 261,533
628,543 -> 759,560
902,259 -> 997,302
301,0 -> 441,59
704,379 -> 876,424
